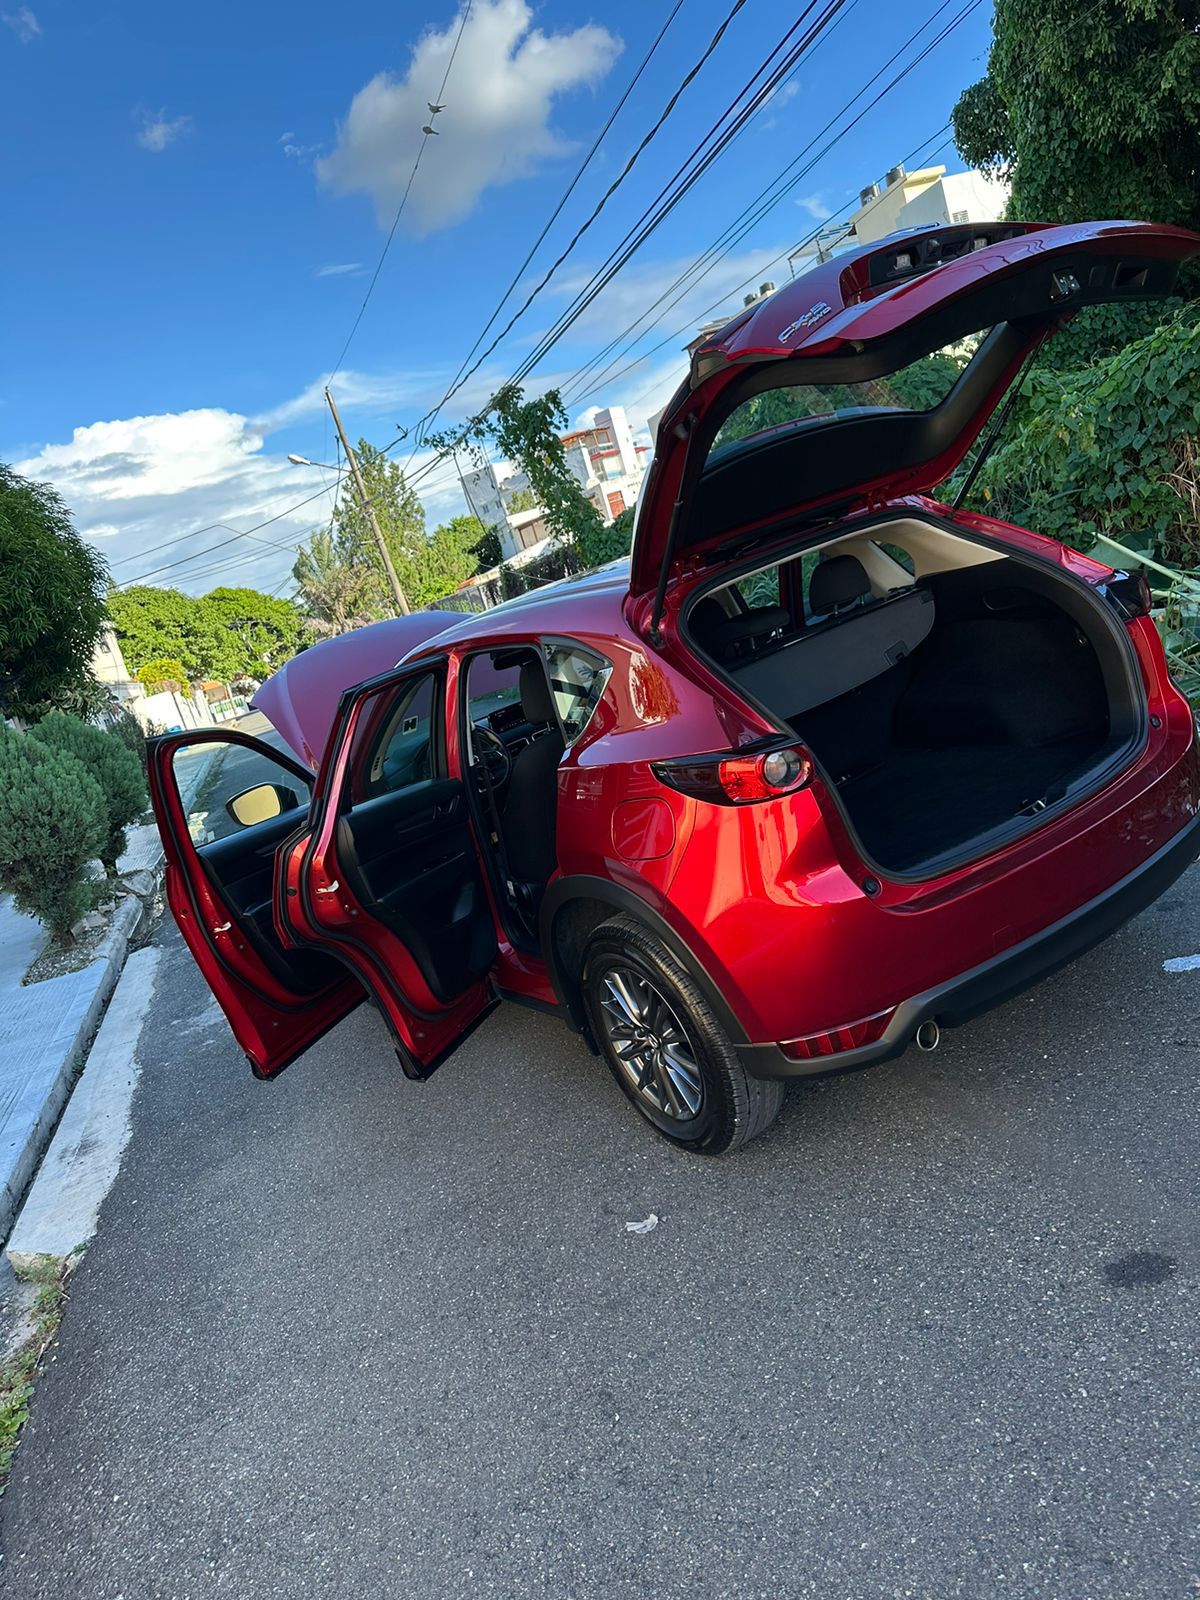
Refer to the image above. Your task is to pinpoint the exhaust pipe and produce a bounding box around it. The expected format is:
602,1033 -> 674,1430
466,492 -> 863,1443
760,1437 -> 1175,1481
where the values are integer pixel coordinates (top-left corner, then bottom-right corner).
915,1020 -> 940,1052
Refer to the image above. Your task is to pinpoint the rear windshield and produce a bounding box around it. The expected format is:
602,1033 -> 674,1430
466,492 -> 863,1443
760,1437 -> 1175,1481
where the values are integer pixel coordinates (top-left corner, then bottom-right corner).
710,336 -> 984,457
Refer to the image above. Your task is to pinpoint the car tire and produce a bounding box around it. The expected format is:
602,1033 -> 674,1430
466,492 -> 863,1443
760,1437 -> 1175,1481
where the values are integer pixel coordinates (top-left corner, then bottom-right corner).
580,915 -> 784,1154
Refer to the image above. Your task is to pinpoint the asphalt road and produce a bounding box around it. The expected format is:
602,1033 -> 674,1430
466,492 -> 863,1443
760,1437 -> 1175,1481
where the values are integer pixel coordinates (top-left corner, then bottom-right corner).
2,868 -> 1199,1598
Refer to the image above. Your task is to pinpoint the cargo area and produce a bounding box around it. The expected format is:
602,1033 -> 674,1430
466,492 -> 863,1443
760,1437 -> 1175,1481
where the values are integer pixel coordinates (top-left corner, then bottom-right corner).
686,518 -> 1142,875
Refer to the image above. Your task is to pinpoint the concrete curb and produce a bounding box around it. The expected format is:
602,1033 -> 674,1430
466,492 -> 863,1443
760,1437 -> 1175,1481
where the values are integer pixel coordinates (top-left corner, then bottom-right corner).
0,886 -> 151,1246
8,947 -> 161,1271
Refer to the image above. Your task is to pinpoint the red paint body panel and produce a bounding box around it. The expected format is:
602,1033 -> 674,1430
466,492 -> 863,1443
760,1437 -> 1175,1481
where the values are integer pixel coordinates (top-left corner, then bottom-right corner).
277,661 -> 494,1077
628,220 -> 1200,593
147,732 -> 361,1076
149,218 -> 1200,1099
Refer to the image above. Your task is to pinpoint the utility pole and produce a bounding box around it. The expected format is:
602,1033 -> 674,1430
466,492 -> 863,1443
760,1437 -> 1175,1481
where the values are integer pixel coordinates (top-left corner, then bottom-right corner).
325,385 -> 410,616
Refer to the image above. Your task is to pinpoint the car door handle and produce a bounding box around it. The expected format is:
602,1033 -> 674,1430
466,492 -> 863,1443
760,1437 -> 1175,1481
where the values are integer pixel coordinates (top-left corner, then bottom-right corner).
314,880 -> 340,895
433,798 -> 458,818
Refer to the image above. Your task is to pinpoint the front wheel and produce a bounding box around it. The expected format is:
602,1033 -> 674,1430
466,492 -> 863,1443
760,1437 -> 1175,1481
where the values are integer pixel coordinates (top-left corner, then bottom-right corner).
580,915 -> 784,1154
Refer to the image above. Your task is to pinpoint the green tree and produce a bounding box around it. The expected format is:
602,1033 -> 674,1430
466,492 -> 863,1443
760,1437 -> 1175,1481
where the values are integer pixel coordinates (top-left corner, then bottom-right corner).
433,386 -> 610,568
0,731 -> 108,940
333,442 -> 426,612
505,486 -> 538,514
0,465 -> 109,720
31,711 -> 147,873
136,657 -> 190,692
469,523 -> 504,572
292,528 -> 379,635
410,515 -> 483,606
951,0 -> 1199,233
106,586 -> 217,681
196,587 -> 303,679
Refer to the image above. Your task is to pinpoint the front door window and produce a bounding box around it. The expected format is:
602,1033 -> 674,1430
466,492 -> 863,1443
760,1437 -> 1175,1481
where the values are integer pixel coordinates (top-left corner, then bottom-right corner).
171,736 -> 310,845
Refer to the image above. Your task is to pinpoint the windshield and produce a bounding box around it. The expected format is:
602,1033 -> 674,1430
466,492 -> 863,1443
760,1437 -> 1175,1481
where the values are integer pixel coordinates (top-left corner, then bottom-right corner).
710,336 -> 984,457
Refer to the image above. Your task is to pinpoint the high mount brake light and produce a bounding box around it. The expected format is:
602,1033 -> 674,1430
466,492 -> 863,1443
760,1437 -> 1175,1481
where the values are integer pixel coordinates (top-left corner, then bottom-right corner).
653,744 -> 813,805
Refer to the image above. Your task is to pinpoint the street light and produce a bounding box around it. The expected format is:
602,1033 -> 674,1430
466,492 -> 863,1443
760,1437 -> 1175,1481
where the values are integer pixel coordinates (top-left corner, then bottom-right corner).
287,453 -> 340,470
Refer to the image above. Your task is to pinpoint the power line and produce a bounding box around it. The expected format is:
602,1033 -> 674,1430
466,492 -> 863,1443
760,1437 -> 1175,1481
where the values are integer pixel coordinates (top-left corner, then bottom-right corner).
115,482 -> 341,586
559,0 -> 982,408
403,0 -> 852,492
398,0 -> 772,471
327,0 -> 474,384
574,127 -> 958,422
400,0 -> 689,462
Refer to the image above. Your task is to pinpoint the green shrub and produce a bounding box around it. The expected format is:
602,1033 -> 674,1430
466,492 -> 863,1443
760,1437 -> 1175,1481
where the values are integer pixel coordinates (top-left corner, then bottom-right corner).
0,732 -> 108,941
952,307 -> 1200,703
30,711 -> 147,872
105,706 -> 147,765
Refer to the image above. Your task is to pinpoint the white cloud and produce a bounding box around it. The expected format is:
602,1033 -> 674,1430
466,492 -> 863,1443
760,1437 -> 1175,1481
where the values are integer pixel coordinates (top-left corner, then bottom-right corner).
794,192 -> 830,221
138,110 -> 192,152
11,369 -> 479,595
315,262 -> 365,278
317,0 -> 621,234
3,6 -> 39,40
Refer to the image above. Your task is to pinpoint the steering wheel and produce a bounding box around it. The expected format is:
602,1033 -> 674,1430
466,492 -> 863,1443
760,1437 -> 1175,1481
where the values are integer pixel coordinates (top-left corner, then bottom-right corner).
471,723 -> 512,789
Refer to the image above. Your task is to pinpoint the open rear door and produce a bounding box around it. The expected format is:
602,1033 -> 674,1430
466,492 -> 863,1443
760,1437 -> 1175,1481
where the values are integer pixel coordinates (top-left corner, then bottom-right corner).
148,729 -> 362,1077
278,660 -> 500,1079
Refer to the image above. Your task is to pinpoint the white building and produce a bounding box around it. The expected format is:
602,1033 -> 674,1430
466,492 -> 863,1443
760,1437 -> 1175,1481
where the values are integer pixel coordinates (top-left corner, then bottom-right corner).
560,406 -> 648,525
848,163 -> 1010,247
460,405 -> 648,562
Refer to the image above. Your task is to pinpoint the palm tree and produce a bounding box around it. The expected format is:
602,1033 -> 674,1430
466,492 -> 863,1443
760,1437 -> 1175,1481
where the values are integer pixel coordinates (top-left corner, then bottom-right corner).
291,530 -> 376,637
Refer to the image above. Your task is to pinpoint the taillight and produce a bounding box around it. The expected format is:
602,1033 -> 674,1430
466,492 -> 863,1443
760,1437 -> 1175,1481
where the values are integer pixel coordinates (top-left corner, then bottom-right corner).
1102,570 -> 1153,620
652,743 -> 813,805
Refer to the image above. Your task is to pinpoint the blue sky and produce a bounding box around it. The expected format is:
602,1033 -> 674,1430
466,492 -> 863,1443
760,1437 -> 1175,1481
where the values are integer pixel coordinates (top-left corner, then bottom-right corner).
1,0 -> 994,594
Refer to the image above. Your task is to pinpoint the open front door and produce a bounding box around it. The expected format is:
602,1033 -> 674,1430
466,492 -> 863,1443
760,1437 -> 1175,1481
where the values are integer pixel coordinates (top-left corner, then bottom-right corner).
279,660 -> 499,1079
148,729 -> 362,1077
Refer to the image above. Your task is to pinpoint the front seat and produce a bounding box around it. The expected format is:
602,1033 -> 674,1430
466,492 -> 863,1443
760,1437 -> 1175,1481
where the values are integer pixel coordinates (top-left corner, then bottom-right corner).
501,659 -> 565,894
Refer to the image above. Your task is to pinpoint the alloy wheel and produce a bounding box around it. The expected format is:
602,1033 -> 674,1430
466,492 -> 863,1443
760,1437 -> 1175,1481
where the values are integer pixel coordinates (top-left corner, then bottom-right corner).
596,963 -> 705,1121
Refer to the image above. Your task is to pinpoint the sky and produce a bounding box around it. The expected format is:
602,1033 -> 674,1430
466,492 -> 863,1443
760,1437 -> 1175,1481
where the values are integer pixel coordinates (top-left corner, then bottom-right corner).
1,0 -> 995,597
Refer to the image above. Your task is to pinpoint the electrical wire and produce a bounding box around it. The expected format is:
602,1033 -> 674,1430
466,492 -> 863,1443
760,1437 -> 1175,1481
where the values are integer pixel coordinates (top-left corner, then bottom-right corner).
398,0 -> 800,470
574,127 -> 958,422
402,0 -> 852,491
401,0 -> 689,460
327,0 -> 474,384
558,0 -> 982,407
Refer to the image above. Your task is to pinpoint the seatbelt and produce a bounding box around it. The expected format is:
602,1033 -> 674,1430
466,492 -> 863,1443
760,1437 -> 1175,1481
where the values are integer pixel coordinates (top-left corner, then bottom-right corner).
474,738 -> 518,903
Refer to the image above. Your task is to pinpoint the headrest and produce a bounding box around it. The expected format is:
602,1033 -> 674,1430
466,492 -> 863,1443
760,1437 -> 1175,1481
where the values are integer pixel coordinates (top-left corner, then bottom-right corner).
809,554 -> 871,614
711,606 -> 790,652
688,596 -> 729,645
519,659 -> 556,725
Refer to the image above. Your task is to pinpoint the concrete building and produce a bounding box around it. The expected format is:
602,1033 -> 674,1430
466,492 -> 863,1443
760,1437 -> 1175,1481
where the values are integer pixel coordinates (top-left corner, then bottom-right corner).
848,164 -> 1010,248
461,405 -> 649,561
559,406 -> 649,525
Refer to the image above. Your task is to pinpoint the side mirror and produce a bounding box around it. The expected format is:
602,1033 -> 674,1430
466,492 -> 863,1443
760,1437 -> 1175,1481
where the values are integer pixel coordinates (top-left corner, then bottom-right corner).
225,782 -> 301,828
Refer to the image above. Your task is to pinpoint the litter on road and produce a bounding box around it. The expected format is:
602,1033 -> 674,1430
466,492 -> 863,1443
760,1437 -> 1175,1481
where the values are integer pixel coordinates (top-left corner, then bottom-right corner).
625,1214 -> 658,1234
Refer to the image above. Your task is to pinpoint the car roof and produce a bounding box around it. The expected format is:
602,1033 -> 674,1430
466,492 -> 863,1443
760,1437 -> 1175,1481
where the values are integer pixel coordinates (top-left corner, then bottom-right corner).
401,558 -> 634,659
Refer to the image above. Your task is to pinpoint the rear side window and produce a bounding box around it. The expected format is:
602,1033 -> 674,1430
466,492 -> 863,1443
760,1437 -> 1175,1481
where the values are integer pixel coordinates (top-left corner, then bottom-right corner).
543,643 -> 612,743
348,671 -> 441,802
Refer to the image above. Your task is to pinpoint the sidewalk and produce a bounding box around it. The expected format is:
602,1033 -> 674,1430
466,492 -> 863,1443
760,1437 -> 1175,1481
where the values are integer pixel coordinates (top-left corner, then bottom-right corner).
0,733 -> 234,1244
0,826 -> 166,1244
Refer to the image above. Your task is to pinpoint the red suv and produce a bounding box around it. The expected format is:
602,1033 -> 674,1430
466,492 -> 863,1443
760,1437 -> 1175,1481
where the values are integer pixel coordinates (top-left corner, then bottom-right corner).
150,219 -> 1200,1153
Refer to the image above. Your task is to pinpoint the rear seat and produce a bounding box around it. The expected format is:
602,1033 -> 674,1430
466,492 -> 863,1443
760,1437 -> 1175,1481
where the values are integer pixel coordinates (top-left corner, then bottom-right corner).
730,554 -> 935,718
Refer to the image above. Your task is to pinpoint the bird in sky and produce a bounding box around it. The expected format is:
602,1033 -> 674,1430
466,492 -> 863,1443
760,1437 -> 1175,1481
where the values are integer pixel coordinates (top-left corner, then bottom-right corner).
427,102 -> 445,114
421,124 -> 440,136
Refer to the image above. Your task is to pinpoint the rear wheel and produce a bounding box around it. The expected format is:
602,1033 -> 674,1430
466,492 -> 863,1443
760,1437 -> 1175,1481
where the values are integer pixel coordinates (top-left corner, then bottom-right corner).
580,916 -> 784,1154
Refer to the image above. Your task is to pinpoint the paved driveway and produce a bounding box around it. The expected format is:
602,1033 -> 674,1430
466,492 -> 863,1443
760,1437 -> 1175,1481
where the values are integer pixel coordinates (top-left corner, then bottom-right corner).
2,871 -> 1198,1598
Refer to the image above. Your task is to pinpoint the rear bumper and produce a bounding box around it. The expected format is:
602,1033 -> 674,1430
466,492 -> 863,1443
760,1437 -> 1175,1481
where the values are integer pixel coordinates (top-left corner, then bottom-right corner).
738,807 -> 1200,1080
